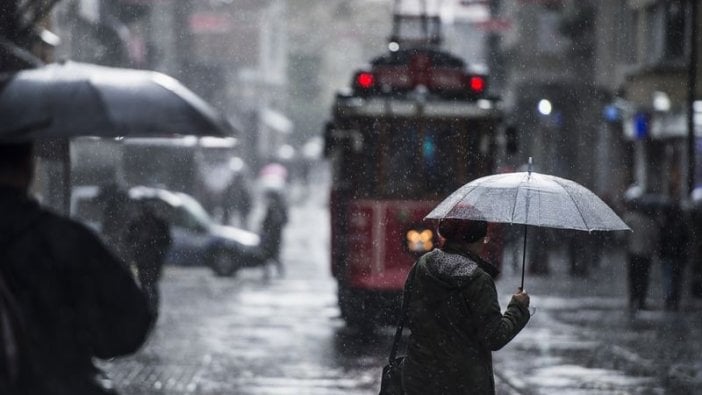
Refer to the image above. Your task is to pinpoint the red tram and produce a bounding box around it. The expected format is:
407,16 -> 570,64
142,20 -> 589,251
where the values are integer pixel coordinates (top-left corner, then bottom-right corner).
324,16 -> 505,327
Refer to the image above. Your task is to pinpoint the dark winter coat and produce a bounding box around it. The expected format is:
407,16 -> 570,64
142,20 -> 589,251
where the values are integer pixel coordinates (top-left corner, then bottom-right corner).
660,207 -> 689,261
401,246 -> 530,395
0,187 -> 153,395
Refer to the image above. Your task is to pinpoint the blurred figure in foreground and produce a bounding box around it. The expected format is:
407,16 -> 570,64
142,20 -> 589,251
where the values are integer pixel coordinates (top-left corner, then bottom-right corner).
0,142 -> 154,394
259,189 -> 289,279
401,219 -> 530,394
0,264 -> 25,395
98,183 -> 130,260
126,203 -> 172,316
623,198 -> 659,313
658,204 -> 689,311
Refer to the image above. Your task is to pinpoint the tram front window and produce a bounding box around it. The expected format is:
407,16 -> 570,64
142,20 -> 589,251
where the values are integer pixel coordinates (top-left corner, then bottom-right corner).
382,124 -> 421,197
334,120 -> 491,200
339,119 -> 490,200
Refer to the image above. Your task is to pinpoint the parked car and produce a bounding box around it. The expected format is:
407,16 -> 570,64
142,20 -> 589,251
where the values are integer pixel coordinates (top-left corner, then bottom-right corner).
71,185 -> 262,277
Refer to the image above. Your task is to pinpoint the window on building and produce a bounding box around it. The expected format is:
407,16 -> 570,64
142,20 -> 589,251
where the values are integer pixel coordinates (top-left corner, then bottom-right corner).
663,0 -> 686,59
615,3 -> 636,65
536,11 -> 569,54
644,0 -> 688,67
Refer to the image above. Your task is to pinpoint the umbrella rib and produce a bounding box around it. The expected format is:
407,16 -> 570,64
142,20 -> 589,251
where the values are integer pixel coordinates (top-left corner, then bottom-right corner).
509,173 -> 528,224
444,177 -> 500,217
459,173 -> 509,220
453,184 -> 480,216
551,177 -> 589,230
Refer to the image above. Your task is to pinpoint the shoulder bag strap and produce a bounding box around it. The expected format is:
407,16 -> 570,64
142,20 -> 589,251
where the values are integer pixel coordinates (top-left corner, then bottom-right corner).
388,262 -> 418,364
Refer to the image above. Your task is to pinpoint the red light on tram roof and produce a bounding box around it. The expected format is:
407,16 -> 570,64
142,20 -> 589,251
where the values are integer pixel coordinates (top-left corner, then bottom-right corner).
470,76 -> 485,93
356,72 -> 375,89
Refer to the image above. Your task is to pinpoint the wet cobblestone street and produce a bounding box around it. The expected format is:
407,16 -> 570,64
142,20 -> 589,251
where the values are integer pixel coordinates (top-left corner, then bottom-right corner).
101,189 -> 702,394
102,197 -> 390,394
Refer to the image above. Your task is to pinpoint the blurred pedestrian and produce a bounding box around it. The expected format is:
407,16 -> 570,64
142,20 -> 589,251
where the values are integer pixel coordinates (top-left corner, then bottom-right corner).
622,200 -> 660,312
401,218 -> 530,394
259,189 -> 288,278
690,193 -> 702,299
659,204 -> 689,311
126,203 -> 172,316
222,171 -> 252,229
0,270 -> 25,395
98,182 -> 130,260
0,142 -> 154,394
527,227 -> 550,275
565,230 -> 599,278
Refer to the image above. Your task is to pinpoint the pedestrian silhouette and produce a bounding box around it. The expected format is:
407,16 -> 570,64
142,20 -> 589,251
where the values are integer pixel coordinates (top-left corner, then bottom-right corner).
659,204 -> 689,311
126,202 -> 172,317
527,227 -> 550,275
623,198 -> 660,312
0,142 -> 154,394
688,188 -> 702,299
0,268 -> 26,395
259,189 -> 288,278
565,230 -> 598,277
98,183 -> 130,260
222,171 -> 252,229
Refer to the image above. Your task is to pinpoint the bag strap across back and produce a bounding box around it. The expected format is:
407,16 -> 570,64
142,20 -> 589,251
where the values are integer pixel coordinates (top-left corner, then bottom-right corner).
387,251 -> 479,364
388,263 -> 418,364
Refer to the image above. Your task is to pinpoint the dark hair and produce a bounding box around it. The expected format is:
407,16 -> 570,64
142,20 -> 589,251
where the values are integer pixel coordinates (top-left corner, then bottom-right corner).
438,218 -> 488,244
0,142 -> 33,170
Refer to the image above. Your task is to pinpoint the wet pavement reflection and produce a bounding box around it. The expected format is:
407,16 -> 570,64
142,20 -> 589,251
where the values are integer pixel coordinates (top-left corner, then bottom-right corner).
101,191 -> 392,394
100,186 -> 702,394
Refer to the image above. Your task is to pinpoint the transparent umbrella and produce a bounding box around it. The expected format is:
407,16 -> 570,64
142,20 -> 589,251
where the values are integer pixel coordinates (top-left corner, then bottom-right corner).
425,158 -> 631,289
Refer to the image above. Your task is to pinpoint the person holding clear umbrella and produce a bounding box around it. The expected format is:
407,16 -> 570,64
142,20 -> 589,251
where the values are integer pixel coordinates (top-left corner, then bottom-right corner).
399,160 -> 629,393
401,218 -> 530,394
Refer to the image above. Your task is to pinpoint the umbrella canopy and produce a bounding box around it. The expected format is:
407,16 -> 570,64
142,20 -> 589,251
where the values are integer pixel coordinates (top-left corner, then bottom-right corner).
426,167 -> 630,290
0,61 -> 236,141
425,171 -> 630,232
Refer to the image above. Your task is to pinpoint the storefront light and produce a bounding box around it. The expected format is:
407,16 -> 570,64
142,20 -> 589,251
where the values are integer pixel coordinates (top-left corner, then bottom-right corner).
652,91 -> 671,112
537,99 -> 552,116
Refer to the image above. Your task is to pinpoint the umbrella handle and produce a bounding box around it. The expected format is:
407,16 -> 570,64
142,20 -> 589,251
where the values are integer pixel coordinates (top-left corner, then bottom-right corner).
520,224 -> 527,290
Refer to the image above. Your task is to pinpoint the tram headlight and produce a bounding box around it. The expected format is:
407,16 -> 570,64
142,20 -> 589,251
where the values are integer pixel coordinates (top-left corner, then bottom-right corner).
406,229 -> 433,253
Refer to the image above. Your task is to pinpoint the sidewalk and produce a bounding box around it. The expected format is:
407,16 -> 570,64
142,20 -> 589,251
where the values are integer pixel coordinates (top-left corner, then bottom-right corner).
492,246 -> 702,394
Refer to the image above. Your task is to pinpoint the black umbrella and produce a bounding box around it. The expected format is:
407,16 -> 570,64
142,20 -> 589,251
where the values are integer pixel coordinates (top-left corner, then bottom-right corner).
0,61 -> 237,214
0,61 -> 236,141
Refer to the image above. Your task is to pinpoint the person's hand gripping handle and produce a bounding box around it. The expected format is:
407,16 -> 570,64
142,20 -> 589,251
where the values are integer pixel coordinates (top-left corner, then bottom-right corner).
513,287 -> 530,309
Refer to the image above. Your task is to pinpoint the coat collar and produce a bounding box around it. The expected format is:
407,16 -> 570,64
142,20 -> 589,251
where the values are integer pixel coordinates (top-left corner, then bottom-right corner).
442,242 -> 500,279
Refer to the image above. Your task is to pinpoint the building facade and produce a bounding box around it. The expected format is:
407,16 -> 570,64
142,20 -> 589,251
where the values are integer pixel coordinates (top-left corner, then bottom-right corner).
490,0 -> 701,208
605,0 -> 702,201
